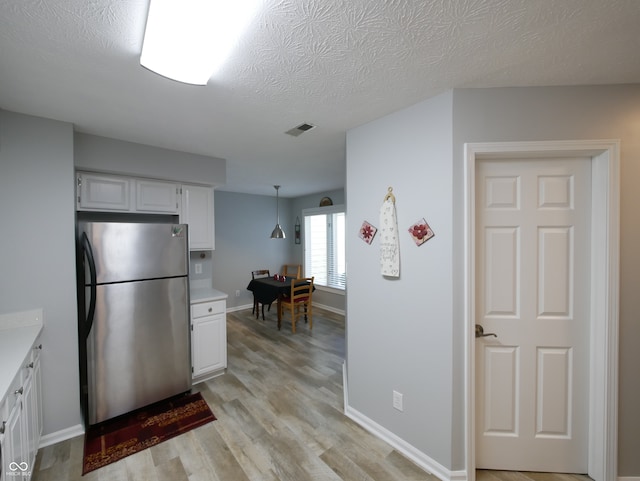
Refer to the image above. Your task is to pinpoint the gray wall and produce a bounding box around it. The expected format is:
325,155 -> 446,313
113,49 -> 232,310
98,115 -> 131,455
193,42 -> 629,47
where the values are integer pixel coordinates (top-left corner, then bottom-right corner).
345,85 -> 640,477
0,110 -> 80,437
346,91 -> 455,466
74,132 -> 226,186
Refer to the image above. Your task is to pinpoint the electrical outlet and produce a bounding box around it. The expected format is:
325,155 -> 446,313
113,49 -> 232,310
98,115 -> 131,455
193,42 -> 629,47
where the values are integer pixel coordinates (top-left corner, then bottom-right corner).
194,263 -> 202,274
235,290 -> 240,297
393,390 -> 403,412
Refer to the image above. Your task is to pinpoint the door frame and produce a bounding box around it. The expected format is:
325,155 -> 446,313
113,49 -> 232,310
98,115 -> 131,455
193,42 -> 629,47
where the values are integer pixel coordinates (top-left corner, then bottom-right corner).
463,140 -> 620,481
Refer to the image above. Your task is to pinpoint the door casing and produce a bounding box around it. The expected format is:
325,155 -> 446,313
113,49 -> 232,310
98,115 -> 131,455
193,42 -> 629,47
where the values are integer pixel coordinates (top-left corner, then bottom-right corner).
463,140 -> 619,481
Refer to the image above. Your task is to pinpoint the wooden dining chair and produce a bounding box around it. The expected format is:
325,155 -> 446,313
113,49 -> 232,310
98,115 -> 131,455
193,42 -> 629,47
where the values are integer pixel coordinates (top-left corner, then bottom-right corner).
282,264 -> 301,279
251,269 -> 271,320
278,277 -> 314,333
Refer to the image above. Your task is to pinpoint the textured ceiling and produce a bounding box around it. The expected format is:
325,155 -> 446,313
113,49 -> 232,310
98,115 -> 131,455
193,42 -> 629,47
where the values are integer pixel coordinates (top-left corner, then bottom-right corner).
1,0 -> 639,197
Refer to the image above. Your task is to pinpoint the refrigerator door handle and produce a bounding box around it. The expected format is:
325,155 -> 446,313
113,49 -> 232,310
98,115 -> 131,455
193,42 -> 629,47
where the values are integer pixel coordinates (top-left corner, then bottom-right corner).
82,232 -> 97,338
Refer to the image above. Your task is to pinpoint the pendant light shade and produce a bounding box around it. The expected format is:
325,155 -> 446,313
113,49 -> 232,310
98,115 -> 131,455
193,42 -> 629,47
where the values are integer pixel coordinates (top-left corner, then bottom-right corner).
270,185 -> 286,239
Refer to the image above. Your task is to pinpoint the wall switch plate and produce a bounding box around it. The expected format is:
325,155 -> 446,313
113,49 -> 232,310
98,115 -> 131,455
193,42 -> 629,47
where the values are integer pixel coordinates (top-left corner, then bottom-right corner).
194,263 -> 202,274
393,390 -> 403,411
235,290 -> 240,297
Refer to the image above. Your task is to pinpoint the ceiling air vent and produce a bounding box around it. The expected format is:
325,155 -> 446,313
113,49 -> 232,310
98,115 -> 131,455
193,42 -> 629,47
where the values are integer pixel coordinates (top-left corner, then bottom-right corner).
285,123 -> 316,137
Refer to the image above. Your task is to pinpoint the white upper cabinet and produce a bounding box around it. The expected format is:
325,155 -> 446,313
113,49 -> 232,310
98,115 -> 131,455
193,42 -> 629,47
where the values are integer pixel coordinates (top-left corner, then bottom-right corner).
181,184 -> 214,250
135,179 -> 181,214
77,172 -> 131,211
76,172 -> 215,251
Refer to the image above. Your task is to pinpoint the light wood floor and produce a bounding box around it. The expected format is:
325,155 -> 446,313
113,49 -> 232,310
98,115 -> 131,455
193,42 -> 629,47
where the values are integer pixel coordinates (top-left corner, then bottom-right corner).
31,307 -> 592,481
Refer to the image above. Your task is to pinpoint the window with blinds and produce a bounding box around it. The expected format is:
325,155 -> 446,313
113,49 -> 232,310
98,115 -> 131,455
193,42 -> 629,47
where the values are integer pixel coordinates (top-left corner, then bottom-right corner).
303,206 -> 345,291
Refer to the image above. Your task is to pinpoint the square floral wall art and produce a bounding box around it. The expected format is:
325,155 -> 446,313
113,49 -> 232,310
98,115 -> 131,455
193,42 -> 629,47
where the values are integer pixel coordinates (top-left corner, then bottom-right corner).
408,218 -> 435,246
359,221 -> 377,244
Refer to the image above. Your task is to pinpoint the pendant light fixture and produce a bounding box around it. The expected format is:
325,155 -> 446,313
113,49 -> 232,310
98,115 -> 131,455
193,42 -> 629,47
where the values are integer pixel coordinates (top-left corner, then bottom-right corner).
270,185 -> 286,239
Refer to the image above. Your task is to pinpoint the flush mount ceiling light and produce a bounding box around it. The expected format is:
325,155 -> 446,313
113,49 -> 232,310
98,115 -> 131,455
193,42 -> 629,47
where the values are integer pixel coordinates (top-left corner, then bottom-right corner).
270,185 -> 286,239
140,0 -> 261,85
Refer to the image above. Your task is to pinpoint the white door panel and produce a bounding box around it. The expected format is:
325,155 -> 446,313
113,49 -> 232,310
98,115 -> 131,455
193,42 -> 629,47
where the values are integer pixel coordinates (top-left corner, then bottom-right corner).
476,158 -> 591,473
538,227 -> 572,317
481,345 -> 519,435
536,347 -> 572,437
485,227 -> 519,316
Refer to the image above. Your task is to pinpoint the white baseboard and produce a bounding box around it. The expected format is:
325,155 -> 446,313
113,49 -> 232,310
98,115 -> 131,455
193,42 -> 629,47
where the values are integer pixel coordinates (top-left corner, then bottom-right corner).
313,302 -> 345,316
39,424 -> 84,448
193,368 -> 226,385
226,303 -> 254,313
343,405 -> 466,481
226,302 -> 345,316
342,362 -> 465,481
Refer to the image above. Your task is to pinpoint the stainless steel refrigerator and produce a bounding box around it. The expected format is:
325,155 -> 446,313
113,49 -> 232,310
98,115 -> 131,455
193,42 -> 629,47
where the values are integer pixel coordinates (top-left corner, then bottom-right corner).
76,221 -> 191,426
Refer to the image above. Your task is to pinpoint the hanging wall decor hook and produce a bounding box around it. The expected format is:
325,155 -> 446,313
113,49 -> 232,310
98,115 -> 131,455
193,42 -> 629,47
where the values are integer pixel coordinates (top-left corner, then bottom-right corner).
383,187 -> 396,204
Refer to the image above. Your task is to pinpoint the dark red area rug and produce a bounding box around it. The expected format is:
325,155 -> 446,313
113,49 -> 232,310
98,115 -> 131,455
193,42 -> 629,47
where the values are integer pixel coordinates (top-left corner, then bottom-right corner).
82,392 -> 216,474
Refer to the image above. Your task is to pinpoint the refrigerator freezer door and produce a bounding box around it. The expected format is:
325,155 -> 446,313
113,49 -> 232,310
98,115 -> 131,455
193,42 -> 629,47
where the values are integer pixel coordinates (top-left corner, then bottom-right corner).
87,276 -> 191,424
79,222 -> 188,284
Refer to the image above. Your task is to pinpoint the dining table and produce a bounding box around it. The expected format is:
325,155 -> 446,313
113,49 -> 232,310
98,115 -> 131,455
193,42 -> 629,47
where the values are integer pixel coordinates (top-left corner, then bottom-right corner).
246,277 -> 314,324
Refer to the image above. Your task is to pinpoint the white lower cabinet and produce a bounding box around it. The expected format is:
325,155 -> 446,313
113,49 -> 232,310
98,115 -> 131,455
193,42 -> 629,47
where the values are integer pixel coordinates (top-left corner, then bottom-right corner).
24,350 -> 41,473
2,396 -> 23,481
1,342 -> 42,481
191,299 -> 227,383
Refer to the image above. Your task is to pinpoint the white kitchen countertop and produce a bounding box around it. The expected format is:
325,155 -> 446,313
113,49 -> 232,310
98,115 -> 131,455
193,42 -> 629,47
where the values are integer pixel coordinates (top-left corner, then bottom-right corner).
0,309 -> 44,402
190,287 -> 228,304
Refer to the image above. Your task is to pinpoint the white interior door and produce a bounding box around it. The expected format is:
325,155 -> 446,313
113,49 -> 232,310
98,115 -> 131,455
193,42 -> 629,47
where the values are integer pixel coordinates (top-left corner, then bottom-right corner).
475,157 -> 591,473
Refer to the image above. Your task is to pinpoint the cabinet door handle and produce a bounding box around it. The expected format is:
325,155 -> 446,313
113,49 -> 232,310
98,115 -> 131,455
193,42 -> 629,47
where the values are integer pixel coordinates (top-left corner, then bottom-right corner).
14,387 -> 23,395
1,421 -> 5,434
26,362 -> 34,369
208,308 -> 212,312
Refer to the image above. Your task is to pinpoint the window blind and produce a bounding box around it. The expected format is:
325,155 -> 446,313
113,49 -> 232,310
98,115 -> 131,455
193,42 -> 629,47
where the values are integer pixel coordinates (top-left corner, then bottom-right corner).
303,206 -> 345,290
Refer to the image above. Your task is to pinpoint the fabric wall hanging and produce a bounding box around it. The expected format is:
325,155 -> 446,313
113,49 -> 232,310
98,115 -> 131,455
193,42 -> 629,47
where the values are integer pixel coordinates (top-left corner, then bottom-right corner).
379,187 -> 399,277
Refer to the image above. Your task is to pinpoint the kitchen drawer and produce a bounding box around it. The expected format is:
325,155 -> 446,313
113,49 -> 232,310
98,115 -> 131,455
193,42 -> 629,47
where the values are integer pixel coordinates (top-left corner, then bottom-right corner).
191,300 -> 225,318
